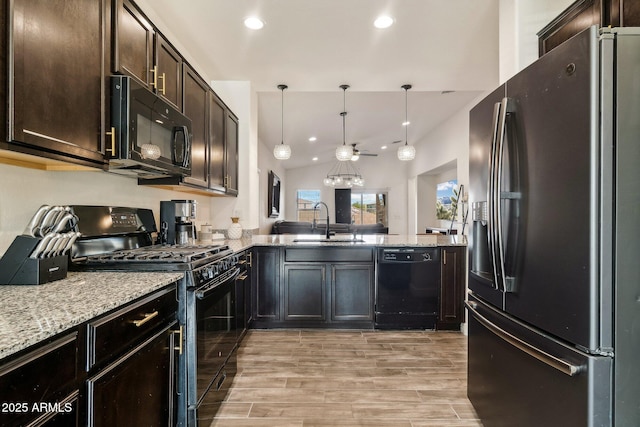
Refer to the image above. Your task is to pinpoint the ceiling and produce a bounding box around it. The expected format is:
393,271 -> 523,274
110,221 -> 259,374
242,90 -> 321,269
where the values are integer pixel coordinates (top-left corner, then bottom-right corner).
138,0 -> 500,169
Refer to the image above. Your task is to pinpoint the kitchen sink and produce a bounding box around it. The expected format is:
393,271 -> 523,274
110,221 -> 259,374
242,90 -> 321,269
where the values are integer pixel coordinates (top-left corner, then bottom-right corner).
292,238 -> 366,243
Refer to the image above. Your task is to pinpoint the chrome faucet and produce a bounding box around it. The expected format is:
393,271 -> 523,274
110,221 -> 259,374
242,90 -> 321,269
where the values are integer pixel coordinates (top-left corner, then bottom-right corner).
313,202 -> 330,239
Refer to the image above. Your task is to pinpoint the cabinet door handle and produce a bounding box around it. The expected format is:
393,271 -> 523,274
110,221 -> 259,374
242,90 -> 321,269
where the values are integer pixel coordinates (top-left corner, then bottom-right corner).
247,252 -> 252,267
105,127 -> 116,155
158,72 -> 166,95
151,65 -> 158,89
132,310 -> 159,327
174,325 -> 183,355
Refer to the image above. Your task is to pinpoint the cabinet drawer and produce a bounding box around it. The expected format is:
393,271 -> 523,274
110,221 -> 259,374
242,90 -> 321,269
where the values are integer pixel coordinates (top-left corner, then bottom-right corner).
87,285 -> 177,371
0,333 -> 78,426
285,247 -> 373,262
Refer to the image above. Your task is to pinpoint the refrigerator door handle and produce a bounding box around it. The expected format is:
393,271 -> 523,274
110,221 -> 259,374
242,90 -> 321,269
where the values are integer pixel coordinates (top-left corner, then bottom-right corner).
489,97 -> 516,292
466,301 -> 584,377
487,101 -> 502,291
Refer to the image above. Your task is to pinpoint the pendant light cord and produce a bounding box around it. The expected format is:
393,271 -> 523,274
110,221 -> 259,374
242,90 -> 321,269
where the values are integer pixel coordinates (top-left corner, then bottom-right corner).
278,84 -> 288,145
340,84 -> 349,147
402,84 -> 412,147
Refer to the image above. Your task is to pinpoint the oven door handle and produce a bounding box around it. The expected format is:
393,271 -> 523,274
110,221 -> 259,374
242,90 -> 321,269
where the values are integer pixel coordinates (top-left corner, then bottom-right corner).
195,267 -> 241,299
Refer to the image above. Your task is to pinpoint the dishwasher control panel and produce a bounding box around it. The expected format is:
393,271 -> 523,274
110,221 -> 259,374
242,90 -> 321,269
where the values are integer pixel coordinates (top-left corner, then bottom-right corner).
379,247 -> 439,262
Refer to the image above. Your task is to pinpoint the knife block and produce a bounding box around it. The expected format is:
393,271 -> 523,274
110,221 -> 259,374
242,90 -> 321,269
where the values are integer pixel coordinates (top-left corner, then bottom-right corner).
0,236 -> 68,285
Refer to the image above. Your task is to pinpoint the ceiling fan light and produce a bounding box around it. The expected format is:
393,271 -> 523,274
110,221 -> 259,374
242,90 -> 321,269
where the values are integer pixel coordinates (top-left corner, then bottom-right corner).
335,144 -> 352,161
351,153 -> 360,161
397,144 -> 416,161
273,143 -> 291,160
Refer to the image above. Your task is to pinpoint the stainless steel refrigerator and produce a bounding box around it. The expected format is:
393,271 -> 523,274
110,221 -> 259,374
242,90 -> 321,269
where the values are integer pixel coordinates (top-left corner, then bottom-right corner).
467,26 -> 640,427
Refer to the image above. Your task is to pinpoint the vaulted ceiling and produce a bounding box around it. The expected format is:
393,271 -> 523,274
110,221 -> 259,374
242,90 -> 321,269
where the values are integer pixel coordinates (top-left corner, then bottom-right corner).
137,0 -> 500,168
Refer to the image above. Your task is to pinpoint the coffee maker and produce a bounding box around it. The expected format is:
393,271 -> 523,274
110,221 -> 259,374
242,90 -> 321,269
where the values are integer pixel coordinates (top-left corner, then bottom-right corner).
160,200 -> 197,245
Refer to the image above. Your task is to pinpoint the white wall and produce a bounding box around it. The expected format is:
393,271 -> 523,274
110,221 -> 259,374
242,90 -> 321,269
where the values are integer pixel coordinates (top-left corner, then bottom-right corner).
0,164 -> 216,254
257,138 -> 287,234
284,152 -> 409,234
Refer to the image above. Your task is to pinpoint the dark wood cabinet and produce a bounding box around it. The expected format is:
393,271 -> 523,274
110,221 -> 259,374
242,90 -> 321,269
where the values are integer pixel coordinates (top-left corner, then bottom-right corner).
251,247 -> 281,324
0,333 -> 79,426
113,0 -> 154,87
155,33 -> 182,110
438,246 -> 466,330
332,264 -> 374,322
85,284 -> 178,426
224,112 -> 239,195
284,264 -> 326,321
208,92 -> 239,195
87,326 -> 176,427
4,0 -> 107,168
208,92 -> 226,193
113,0 -> 183,108
280,247 -> 374,328
538,0 -> 640,56
183,63 -> 210,188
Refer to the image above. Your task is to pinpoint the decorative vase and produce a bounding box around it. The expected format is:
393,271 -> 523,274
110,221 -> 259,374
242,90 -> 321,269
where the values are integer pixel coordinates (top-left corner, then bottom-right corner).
227,217 -> 243,240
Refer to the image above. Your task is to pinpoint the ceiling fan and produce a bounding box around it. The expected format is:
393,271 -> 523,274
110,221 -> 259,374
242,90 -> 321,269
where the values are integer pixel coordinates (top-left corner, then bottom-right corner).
350,143 -> 377,161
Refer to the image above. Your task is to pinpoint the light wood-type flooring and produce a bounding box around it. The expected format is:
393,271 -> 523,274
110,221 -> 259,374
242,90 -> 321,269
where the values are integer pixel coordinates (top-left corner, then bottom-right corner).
208,329 -> 482,427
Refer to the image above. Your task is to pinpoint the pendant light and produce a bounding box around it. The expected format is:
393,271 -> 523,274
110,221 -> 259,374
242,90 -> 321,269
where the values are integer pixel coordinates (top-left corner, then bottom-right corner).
273,84 -> 292,160
335,84 -> 353,161
397,84 -> 416,161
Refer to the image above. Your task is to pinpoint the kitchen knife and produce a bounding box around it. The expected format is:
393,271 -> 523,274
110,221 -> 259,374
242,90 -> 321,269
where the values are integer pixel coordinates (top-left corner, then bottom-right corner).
34,206 -> 64,237
29,233 -> 55,258
40,234 -> 62,258
59,232 -> 81,257
51,212 -> 78,233
23,205 -> 51,237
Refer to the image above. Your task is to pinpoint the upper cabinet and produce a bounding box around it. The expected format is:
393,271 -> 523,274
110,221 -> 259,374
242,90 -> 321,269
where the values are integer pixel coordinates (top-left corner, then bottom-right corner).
183,63 -> 210,188
113,0 -> 182,110
538,0 -> 640,56
209,92 -> 239,196
1,0 -> 108,169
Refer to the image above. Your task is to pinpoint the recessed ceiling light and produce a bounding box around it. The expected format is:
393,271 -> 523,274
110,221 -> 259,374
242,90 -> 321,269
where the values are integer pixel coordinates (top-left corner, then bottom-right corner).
374,15 -> 394,29
381,145 -> 388,150
244,16 -> 264,30
312,157 -> 318,161
308,136 -> 317,142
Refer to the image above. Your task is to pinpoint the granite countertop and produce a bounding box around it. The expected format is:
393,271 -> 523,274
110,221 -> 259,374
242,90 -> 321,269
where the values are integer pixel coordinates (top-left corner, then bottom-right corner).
223,233 -> 467,252
0,271 -> 183,361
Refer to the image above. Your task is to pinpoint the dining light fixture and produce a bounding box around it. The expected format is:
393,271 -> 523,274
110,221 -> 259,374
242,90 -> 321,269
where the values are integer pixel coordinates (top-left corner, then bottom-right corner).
273,84 -> 292,160
397,84 -> 416,161
335,85 -> 353,161
323,160 -> 365,187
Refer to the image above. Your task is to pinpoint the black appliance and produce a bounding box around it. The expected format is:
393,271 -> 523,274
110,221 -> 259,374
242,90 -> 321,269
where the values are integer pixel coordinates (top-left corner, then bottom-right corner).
375,247 -> 440,329
467,27 -> 640,426
108,75 -> 192,179
160,200 -> 197,245
69,206 -> 239,427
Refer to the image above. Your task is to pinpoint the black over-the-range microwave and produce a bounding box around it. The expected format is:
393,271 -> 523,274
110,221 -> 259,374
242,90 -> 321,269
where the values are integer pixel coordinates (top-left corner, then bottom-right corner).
107,75 -> 192,178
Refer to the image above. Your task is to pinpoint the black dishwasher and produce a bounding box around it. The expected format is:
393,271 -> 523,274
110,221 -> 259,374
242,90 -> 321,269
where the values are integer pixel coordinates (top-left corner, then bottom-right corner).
375,247 -> 441,329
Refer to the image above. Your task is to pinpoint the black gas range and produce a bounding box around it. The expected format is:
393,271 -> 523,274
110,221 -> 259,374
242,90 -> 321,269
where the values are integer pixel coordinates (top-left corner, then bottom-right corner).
69,206 -> 240,426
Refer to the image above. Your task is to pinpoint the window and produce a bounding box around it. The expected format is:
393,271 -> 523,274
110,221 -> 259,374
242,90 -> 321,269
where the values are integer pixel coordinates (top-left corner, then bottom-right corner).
350,192 -> 388,225
436,180 -> 458,220
296,190 -> 321,221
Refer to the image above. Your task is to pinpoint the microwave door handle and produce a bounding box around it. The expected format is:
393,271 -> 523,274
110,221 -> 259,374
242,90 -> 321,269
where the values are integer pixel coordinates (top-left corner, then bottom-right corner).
173,126 -> 190,168
182,126 -> 191,168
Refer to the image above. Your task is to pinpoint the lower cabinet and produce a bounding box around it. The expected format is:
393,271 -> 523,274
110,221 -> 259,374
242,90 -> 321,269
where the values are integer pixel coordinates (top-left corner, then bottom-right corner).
86,326 -> 177,426
0,333 -> 79,427
281,247 -> 374,328
251,247 -> 281,324
85,285 -> 179,426
438,246 -> 466,330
